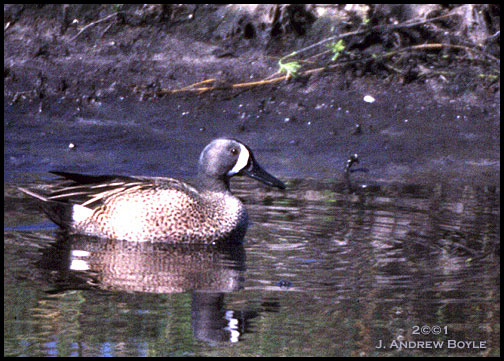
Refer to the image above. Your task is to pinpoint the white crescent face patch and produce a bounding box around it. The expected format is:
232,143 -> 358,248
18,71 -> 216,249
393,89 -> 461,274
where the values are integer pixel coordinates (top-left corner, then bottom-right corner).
227,143 -> 250,176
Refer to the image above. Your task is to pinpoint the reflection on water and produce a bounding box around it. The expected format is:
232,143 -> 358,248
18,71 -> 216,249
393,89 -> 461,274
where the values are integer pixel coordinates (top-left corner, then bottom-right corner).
61,236 -> 246,294
4,178 -> 500,356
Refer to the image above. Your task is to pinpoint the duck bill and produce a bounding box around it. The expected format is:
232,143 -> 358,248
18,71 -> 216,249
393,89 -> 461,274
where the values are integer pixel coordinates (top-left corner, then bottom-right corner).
242,160 -> 286,189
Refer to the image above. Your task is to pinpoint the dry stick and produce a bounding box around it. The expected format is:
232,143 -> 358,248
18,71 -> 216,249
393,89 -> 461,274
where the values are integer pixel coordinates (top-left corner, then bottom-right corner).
179,79 -> 218,91
70,12 -> 121,41
158,67 -> 327,95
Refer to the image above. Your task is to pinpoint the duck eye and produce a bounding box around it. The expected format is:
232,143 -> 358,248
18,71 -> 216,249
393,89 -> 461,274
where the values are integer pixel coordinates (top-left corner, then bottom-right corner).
230,147 -> 238,156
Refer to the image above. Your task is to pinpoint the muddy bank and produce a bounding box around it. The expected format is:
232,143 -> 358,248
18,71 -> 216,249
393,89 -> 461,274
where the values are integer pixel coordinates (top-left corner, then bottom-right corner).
4,4 -> 500,185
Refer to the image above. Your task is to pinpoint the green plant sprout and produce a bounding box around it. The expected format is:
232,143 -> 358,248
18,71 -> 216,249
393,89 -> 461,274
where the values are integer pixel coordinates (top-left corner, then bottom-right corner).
326,39 -> 345,61
278,59 -> 302,78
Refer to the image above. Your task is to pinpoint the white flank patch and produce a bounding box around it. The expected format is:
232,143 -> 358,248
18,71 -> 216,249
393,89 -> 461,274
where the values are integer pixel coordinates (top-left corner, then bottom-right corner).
72,204 -> 93,224
227,143 -> 250,176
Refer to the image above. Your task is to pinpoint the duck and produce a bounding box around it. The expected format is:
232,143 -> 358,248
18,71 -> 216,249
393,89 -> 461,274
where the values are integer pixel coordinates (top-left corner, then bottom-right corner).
19,138 -> 285,243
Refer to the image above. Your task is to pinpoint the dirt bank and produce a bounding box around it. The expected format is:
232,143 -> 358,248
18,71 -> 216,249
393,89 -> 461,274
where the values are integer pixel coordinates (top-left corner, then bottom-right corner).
4,4 -> 500,185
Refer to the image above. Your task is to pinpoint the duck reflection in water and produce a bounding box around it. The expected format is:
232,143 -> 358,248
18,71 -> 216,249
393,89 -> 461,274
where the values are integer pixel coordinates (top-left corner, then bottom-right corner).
35,232 -> 256,343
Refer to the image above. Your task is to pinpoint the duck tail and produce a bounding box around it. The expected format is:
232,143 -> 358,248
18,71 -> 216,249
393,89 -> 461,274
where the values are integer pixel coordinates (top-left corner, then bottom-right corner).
18,187 -> 73,229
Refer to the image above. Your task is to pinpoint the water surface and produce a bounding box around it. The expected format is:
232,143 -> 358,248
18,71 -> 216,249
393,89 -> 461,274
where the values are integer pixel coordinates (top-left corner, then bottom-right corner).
4,177 -> 499,356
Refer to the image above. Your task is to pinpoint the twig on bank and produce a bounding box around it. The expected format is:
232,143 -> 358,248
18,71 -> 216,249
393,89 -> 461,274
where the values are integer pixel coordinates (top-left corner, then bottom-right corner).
70,12 -> 121,41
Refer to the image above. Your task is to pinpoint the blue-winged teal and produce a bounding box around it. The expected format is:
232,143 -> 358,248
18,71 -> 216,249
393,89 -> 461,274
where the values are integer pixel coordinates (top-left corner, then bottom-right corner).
19,138 -> 285,243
